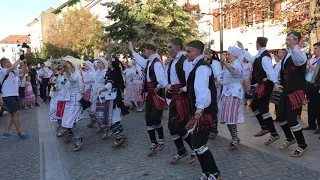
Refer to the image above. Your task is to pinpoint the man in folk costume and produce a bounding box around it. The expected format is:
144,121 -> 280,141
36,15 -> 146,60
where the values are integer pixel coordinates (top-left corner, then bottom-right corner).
129,42 -> 169,156
185,40 -> 221,180
274,31 -> 309,157
165,38 -> 197,164
238,38 -> 280,144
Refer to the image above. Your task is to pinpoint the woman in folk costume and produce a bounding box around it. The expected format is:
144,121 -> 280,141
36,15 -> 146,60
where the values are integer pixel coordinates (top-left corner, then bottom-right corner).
56,64 -> 69,137
98,57 -> 128,146
61,61 -> 86,151
87,57 -> 109,133
132,60 -> 144,111
49,67 -> 60,122
123,60 -> 137,109
81,61 -> 95,104
219,46 -> 245,150
204,49 -> 223,140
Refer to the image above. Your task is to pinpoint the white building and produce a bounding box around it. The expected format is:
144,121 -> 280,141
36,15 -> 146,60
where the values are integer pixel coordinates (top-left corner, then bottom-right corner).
27,8 -> 56,53
0,35 -> 31,62
178,0 -> 287,55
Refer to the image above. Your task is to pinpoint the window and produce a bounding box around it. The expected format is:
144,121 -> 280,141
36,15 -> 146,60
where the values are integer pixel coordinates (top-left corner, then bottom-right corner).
12,47 -> 15,52
1,47 -> 5,53
241,9 -> 248,24
268,5 -> 275,19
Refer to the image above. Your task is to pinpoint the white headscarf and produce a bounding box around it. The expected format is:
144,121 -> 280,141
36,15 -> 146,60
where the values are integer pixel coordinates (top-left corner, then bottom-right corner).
97,57 -> 108,70
93,60 -> 98,67
228,46 -> 244,62
85,61 -> 94,72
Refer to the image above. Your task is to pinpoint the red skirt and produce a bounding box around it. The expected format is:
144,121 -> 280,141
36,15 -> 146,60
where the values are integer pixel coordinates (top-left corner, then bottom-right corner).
56,101 -> 66,119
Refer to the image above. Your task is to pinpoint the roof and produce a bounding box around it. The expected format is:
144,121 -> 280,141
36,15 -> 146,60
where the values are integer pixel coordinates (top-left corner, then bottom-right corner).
86,0 -> 103,9
0,35 -> 30,44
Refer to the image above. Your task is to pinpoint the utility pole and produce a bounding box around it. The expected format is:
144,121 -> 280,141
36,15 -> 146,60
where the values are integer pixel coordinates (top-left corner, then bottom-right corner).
219,0 -> 224,56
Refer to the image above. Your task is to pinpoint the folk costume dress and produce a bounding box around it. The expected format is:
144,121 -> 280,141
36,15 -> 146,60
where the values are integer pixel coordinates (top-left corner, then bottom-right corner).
219,47 -> 244,149
132,51 -> 168,155
123,65 -> 136,102
165,50 -> 197,164
56,73 -> 68,128
61,65 -> 85,150
49,74 -> 59,122
242,46 -> 279,142
132,63 -> 145,112
82,61 -> 95,102
103,60 -> 128,146
87,57 -> 108,131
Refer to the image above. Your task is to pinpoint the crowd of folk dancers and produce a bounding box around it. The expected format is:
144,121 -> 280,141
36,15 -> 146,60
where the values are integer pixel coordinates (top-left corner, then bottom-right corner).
20,31 -> 319,180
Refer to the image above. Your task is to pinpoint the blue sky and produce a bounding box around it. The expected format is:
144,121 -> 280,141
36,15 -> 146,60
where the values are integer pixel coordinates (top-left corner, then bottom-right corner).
0,0 -> 61,40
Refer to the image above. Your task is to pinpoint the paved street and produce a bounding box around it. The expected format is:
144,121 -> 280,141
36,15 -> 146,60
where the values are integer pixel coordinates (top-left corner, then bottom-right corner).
1,102 -> 320,180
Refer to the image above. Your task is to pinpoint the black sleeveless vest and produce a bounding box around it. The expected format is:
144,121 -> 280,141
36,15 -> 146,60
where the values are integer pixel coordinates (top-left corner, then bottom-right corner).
167,54 -> 187,86
251,50 -> 271,85
187,59 -> 217,117
280,55 -> 306,93
143,58 -> 164,94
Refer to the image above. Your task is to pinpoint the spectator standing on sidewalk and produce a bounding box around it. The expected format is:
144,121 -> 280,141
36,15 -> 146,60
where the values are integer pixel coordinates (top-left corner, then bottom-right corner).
0,57 -> 29,138
38,62 -> 53,102
303,42 -> 320,134
28,66 -> 40,106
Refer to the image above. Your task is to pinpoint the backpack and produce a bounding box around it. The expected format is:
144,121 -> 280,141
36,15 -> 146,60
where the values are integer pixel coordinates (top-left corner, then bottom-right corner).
0,71 -> 15,94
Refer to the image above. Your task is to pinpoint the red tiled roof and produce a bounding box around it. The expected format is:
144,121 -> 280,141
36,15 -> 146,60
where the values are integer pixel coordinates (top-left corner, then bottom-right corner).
0,35 -> 30,44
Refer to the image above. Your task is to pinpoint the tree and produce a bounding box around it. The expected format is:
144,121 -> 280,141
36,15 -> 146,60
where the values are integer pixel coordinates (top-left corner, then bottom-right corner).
39,43 -> 79,59
102,0 -> 199,55
47,8 -> 104,57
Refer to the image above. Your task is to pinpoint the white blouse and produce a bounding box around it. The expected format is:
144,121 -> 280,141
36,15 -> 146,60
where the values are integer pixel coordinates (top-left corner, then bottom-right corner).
82,71 -> 95,91
94,69 -> 107,97
242,62 -> 252,80
65,72 -> 81,93
123,67 -> 136,85
222,59 -> 244,99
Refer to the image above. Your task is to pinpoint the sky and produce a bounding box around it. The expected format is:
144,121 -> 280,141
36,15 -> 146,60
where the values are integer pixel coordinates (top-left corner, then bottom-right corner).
0,0 -> 62,40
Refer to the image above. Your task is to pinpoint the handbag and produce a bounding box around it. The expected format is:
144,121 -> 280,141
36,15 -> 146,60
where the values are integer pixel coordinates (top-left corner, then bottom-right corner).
79,97 -> 92,110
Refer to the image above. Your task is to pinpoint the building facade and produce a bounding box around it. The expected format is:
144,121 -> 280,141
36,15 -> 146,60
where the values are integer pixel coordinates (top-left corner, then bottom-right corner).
0,35 -> 31,62
27,8 -> 56,53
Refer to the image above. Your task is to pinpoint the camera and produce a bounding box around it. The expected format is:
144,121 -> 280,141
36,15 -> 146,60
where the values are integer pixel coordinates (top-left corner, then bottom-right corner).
17,43 -> 30,60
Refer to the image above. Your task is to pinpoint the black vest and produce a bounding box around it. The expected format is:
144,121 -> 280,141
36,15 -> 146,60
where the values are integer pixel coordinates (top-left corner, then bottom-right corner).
251,50 -> 271,85
280,55 -> 307,93
187,59 -> 218,117
143,58 -> 165,94
167,54 -> 187,86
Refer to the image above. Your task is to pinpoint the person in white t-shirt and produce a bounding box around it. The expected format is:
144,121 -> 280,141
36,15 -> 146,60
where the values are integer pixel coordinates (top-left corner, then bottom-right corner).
0,57 -> 29,138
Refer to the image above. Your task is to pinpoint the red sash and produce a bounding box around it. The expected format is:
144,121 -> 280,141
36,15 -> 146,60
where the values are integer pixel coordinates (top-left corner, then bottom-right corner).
146,82 -> 168,110
171,84 -> 189,123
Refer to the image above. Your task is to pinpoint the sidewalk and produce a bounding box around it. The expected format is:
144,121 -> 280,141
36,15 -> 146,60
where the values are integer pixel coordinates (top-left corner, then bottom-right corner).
216,104 -> 320,173
0,108 -> 40,180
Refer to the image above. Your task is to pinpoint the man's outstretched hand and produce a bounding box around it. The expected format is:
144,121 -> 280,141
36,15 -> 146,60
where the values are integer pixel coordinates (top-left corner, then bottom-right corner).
128,42 -> 134,52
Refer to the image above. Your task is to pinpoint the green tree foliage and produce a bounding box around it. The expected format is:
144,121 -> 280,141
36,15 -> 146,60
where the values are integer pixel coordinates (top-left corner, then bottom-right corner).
102,0 -> 199,55
39,43 -> 79,59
